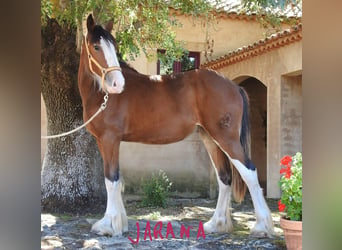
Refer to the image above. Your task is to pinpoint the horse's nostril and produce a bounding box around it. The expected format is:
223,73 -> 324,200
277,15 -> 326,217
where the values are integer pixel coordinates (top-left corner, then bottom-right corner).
113,82 -> 117,87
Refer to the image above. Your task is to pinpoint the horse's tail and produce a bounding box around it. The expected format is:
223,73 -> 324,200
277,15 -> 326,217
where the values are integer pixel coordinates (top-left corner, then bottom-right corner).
231,87 -> 251,203
239,87 -> 251,159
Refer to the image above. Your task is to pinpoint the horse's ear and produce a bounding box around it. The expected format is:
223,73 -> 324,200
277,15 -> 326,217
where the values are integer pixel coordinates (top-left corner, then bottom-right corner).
87,14 -> 95,32
105,19 -> 114,32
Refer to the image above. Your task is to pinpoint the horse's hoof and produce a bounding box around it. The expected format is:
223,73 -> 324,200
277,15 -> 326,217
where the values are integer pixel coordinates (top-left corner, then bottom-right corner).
250,225 -> 275,238
204,218 -> 233,233
203,220 -> 216,233
91,213 -> 127,236
250,230 -> 273,238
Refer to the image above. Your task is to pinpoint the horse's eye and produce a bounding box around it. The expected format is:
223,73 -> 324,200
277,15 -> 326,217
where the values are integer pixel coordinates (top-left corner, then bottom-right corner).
94,44 -> 100,51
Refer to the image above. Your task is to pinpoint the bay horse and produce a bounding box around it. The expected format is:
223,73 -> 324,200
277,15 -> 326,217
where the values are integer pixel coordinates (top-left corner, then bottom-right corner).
78,14 -> 274,238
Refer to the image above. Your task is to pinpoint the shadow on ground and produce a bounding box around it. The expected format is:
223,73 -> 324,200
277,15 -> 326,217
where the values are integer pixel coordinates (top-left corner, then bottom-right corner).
41,194 -> 286,249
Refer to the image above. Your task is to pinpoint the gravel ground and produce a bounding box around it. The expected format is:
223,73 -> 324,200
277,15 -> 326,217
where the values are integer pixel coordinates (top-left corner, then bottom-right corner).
41,194 -> 286,249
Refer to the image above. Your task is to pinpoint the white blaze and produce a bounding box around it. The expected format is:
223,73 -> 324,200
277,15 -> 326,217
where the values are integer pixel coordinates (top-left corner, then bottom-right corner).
99,37 -> 125,94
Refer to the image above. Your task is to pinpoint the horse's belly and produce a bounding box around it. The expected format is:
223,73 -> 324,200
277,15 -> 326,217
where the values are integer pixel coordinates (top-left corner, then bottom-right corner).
122,123 -> 195,144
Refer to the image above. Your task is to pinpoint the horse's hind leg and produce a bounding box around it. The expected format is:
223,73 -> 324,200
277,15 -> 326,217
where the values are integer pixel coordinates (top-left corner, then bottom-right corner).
213,136 -> 275,237
199,128 -> 233,233
91,138 -> 128,236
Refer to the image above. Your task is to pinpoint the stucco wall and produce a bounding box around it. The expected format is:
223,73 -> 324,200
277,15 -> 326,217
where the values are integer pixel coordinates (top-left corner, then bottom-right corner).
281,75 -> 302,156
127,15 -> 282,76
174,15 -> 269,58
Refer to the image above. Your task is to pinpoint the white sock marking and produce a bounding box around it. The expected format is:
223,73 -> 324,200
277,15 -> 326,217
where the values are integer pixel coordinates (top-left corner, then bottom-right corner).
104,178 -> 126,216
92,177 -> 128,236
204,152 -> 232,232
213,170 -> 233,231
229,158 -> 274,236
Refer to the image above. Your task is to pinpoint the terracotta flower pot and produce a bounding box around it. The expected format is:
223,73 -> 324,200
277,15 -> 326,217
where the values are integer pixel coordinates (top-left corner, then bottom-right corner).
280,217 -> 302,250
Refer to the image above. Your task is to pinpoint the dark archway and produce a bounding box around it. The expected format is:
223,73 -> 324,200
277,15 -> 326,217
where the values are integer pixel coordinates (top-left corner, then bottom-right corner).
239,77 -> 267,195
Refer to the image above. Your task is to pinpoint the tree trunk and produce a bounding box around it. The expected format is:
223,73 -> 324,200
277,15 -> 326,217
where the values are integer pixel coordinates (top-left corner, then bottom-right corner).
41,19 -> 105,214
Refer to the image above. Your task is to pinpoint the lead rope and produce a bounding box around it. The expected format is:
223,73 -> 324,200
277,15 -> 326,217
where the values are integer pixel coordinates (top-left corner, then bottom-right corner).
41,93 -> 108,139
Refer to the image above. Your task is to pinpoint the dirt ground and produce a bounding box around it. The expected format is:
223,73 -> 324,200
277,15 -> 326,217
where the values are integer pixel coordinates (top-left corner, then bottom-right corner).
41,194 -> 286,249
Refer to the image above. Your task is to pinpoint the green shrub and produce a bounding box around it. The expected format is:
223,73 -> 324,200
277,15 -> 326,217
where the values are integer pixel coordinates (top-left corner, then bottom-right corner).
148,211 -> 161,220
142,170 -> 172,208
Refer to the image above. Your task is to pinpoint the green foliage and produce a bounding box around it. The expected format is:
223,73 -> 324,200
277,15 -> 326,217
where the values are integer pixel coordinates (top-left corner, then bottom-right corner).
243,0 -> 296,9
279,152 -> 302,221
142,170 -> 172,208
40,0 -> 219,62
241,0 -> 302,33
180,53 -> 196,72
41,0 -> 301,63
158,50 -> 193,74
148,211 -> 161,220
41,0 -> 53,25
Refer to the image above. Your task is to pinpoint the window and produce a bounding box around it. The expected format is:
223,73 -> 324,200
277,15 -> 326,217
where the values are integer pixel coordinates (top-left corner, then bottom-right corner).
157,49 -> 200,75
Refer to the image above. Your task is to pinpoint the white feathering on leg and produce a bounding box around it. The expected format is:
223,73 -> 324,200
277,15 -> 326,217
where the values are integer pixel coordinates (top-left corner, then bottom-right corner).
204,167 -> 233,233
91,178 -> 128,236
229,158 -> 275,238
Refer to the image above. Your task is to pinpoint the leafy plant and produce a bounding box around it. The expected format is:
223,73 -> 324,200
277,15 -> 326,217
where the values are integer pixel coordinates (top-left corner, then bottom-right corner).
142,170 -> 172,208
241,0 -> 302,35
41,0 -> 302,62
278,152 -> 302,221
41,0 -> 52,25
148,211 -> 161,220
40,0 -> 219,62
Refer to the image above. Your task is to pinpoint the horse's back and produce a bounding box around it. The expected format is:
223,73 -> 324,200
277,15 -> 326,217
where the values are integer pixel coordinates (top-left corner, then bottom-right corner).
180,69 -> 243,116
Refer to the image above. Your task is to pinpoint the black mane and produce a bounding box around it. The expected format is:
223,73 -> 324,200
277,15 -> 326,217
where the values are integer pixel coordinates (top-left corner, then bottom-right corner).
119,60 -> 139,73
89,25 -> 115,44
89,24 -> 139,73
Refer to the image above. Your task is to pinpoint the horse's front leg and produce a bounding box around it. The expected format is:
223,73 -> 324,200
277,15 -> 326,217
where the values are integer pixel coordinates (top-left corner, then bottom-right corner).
91,139 -> 128,236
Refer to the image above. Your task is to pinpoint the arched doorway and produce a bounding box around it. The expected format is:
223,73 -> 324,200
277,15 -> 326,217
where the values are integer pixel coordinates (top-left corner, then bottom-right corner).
237,77 -> 267,195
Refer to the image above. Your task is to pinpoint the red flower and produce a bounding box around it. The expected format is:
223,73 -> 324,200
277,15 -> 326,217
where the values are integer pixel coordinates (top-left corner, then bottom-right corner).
280,166 -> 292,178
285,169 -> 292,179
280,167 -> 287,174
280,155 -> 292,166
278,200 -> 286,212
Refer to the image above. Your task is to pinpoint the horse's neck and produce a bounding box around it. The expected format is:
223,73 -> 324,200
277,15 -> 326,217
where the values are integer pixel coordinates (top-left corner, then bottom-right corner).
121,65 -> 141,77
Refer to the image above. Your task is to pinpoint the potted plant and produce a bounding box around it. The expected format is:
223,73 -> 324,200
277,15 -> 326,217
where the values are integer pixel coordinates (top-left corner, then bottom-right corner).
278,152 -> 302,250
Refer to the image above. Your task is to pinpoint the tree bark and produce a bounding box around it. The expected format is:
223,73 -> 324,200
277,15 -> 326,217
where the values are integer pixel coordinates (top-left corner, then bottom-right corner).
41,19 -> 105,214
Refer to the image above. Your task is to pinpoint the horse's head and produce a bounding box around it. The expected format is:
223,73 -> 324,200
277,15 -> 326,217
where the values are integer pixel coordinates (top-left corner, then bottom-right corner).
84,14 -> 125,94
